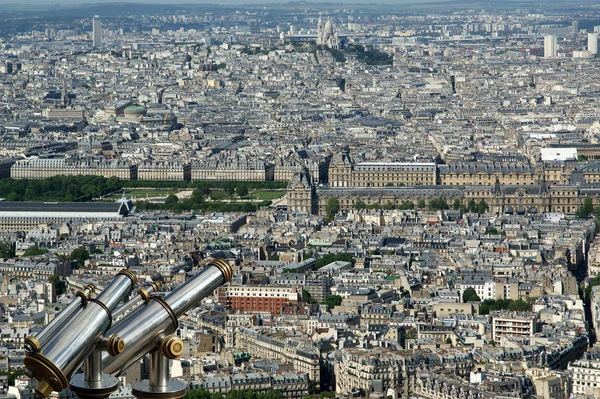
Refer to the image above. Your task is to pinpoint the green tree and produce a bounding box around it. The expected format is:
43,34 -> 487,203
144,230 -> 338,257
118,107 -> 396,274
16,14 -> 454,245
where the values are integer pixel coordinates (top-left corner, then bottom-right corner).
0,242 -> 14,258
325,197 -> 340,221
225,186 -> 236,196
467,294 -> 481,302
48,274 -> 66,296
477,200 -> 489,214
399,201 -> 414,210
453,199 -> 462,210
383,201 -> 395,210
164,194 -> 179,205
355,199 -> 366,210
191,189 -> 204,203
302,289 -> 315,304
417,199 -> 426,209
70,247 -> 90,268
23,245 -> 48,257
462,287 -> 478,303
324,295 -> 343,309
576,197 -> 594,218
237,185 -> 249,198
429,197 -> 449,211
468,199 -> 478,213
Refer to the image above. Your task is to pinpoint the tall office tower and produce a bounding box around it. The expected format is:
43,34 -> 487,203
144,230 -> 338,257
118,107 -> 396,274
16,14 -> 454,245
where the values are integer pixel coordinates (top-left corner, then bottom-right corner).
544,35 -> 557,58
92,15 -> 102,47
589,32 -> 598,54
595,26 -> 600,34
573,20 -> 579,34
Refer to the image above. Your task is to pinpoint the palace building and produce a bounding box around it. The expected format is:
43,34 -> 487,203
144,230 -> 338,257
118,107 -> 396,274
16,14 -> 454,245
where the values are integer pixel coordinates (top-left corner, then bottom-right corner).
288,168 -> 600,216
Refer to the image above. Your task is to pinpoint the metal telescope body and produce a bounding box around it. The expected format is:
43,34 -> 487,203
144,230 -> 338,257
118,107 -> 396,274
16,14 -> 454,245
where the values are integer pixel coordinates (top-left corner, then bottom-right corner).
25,284 -> 96,353
24,270 -> 137,398
24,259 -> 233,399
112,280 -> 163,321
102,258 -> 233,376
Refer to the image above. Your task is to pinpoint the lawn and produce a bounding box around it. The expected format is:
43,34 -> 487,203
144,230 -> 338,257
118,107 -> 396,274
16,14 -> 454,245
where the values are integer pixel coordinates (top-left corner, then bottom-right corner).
253,191 -> 285,200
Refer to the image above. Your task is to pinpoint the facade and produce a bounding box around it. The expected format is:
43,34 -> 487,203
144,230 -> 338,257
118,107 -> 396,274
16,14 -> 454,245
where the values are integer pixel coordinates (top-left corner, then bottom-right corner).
190,372 -> 309,399
568,350 -> 600,398
137,161 -> 191,181
329,152 -> 436,187
235,327 -> 320,382
545,35 -> 557,58
92,16 -> 102,47
438,163 -> 538,186
223,285 -> 298,316
588,32 -> 598,54
491,311 -> 538,342
288,168 -> 600,216
191,160 -> 274,182
11,158 -> 137,180
42,108 -> 85,119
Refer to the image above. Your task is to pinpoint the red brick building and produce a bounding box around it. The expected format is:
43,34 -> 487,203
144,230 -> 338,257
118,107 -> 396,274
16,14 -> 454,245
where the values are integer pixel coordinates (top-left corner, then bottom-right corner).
222,285 -> 299,315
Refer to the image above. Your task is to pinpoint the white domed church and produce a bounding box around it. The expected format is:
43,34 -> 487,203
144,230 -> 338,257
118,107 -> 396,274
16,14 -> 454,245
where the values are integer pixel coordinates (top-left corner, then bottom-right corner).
316,17 -> 340,49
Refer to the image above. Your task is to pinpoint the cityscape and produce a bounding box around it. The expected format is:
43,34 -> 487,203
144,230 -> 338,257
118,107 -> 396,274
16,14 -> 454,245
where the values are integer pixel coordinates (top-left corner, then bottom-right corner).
4,1 -> 600,399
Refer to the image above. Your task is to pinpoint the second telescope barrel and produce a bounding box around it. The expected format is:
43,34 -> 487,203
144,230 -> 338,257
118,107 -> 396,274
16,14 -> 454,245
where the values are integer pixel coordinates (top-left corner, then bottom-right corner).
25,284 -> 95,352
102,259 -> 232,376
24,270 -> 137,397
112,280 -> 163,320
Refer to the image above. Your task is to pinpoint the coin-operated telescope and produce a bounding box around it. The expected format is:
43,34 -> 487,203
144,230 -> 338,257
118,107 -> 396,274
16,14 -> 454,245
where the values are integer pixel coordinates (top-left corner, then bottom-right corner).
101,258 -> 233,399
23,269 -> 138,398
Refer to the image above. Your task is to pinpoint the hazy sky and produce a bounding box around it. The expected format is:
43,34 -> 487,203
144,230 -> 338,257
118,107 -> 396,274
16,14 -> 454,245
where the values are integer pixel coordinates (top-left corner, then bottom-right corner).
0,0 -> 467,5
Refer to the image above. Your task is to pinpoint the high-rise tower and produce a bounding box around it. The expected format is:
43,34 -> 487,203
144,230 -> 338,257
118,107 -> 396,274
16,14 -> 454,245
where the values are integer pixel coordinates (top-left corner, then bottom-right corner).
92,15 -> 102,47
544,35 -> 557,58
589,32 -> 598,55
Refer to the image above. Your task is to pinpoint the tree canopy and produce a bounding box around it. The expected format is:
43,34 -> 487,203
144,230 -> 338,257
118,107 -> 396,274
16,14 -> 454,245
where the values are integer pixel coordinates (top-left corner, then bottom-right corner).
325,197 -> 340,221
324,295 -> 343,309
462,287 -> 478,303
70,247 -> 90,268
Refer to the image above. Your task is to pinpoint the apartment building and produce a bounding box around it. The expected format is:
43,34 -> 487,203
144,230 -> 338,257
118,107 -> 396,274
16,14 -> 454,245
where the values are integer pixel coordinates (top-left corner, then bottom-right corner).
223,285 -> 298,316
491,311 -> 538,342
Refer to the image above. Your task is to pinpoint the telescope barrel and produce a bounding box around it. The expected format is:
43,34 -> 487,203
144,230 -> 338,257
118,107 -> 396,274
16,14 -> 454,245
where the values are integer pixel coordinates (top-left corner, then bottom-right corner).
102,259 -> 232,376
24,270 -> 137,398
25,284 -> 95,352
112,281 -> 163,320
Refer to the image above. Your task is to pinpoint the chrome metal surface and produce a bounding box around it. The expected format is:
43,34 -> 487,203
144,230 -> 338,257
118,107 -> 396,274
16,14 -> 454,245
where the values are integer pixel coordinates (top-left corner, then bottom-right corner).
101,300 -> 176,375
84,350 -> 102,384
96,274 -> 137,311
24,272 -> 135,396
28,285 -> 95,351
102,262 -> 232,377
70,372 -> 120,399
113,283 -> 161,320
149,352 -> 168,389
163,266 -> 224,316
37,301 -> 111,380
131,379 -> 187,399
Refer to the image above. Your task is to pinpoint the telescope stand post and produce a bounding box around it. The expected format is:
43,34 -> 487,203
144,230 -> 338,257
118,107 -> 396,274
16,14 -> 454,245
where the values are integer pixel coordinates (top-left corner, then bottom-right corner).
132,336 -> 186,399
70,343 -> 122,399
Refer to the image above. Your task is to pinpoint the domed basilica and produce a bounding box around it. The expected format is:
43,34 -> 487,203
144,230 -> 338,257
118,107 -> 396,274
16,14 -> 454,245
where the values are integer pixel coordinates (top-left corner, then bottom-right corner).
316,17 -> 340,49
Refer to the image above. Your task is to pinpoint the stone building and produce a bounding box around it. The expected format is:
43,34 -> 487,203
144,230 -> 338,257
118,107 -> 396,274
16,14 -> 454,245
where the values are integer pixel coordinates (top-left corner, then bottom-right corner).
137,161 -> 191,181
234,327 -> 321,383
329,151 -> 436,187
191,159 -> 274,182
11,158 -> 137,180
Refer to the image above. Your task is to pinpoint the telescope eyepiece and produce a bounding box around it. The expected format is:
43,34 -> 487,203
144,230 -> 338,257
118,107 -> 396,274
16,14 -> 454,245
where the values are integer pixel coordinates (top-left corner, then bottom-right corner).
160,335 -> 184,359
102,334 -> 126,356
